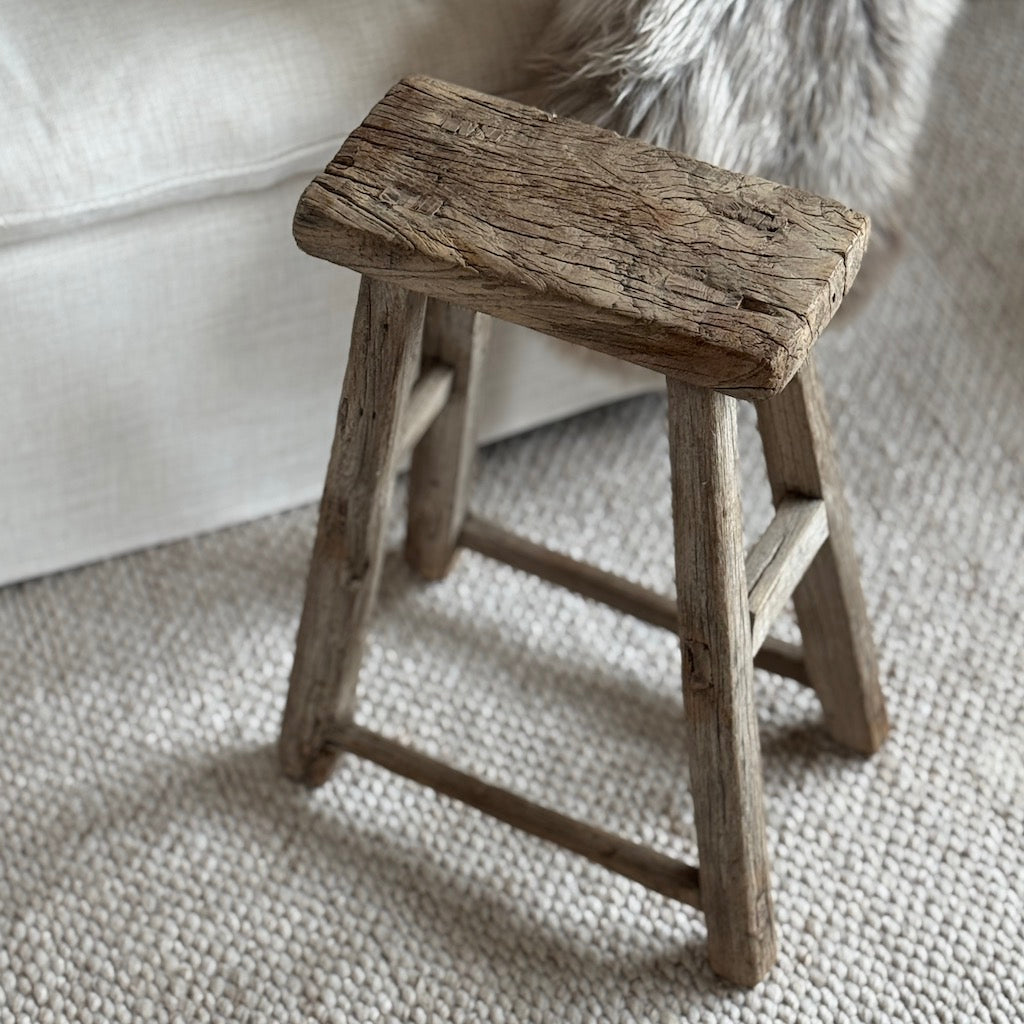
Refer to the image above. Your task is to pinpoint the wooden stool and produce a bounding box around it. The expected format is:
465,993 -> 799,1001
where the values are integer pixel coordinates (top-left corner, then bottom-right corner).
280,77 -> 889,986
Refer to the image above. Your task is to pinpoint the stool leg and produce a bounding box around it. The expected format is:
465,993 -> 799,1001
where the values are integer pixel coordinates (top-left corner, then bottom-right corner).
666,379 -> 777,987
405,300 -> 490,580
280,278 -> 427,786
755,357 -> 889,755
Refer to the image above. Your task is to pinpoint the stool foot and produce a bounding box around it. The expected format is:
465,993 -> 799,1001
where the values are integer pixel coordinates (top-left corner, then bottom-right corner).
280,278 -> 427,785
667,379 -> 777,986
405,300 -> 490,580
756,358 -> 889,755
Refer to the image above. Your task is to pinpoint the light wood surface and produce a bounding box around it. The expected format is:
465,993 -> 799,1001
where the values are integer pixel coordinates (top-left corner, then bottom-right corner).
398,364 -> 454,458
667,379 -> 776,986
327,722 -> 702,907
279,278 -> 426,786
405,301 -> 491,580
293,76 -> 869,397
745,496 -> 829,651
756,358 -> 890,754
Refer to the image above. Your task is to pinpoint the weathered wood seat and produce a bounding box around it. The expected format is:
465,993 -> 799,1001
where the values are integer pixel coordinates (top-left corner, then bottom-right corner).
293,76 -> 869,398
280,77 -> 889,988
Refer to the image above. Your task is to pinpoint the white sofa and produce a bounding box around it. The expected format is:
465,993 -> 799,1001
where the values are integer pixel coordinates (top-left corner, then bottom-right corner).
0,0 -> 657,586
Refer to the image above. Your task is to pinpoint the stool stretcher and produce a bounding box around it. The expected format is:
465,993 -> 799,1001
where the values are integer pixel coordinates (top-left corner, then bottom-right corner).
326,722 -> 703,908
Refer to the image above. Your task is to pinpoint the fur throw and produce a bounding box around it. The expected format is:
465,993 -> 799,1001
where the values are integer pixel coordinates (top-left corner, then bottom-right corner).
529,0 -> 961,306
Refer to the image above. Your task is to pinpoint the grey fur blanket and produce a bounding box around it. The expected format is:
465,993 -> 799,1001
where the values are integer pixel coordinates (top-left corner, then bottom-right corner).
529,0 -> 961,302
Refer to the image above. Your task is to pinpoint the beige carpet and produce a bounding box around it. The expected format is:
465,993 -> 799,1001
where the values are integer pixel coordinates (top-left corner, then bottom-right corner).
3,3 -> 1022,1020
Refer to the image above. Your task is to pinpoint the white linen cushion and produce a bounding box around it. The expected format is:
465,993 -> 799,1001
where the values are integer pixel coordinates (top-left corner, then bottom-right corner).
0,0 -> 661,586
0,177 -> 656,585
0,0 -> 554,245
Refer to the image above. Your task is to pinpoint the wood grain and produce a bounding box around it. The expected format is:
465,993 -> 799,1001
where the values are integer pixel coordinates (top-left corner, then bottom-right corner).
399,364 -> 454,458
327,722 -> 702,907
756,358 -> 889,754
279,277 -> 426,786
293,76 -> 869,397
667,378 -> 776,986
745,496 -> 829,650
405,301 -> 491,579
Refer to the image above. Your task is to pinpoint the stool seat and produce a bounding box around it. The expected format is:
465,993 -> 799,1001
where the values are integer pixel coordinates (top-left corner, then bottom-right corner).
293,76 -> 869,397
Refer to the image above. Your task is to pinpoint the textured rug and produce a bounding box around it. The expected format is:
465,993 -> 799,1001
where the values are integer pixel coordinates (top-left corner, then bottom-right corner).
2,3 -> 1022,1021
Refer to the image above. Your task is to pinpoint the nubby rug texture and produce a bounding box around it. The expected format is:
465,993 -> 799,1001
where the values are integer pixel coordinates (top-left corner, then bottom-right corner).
2,3 -> 1022,1022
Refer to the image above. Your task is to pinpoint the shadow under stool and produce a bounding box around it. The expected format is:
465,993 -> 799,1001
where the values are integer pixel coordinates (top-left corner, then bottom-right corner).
278,76 -> 890,987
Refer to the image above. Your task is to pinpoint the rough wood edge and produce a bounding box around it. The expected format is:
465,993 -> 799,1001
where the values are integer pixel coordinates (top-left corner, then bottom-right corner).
458,513 -> 811,684
745,497 -> 829,650
279,278 -> 426,786
326,722 -> 702,907
293,76 -> 870,396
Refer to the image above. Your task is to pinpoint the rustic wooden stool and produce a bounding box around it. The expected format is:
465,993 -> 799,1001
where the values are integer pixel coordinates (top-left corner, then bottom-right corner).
280,76 -> 889,986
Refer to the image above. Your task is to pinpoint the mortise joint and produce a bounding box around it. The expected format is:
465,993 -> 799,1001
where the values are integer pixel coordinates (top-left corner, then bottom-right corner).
683,640 -> 714,691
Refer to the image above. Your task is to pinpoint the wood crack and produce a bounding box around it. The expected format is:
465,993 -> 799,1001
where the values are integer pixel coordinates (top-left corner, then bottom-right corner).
294,76 -> 870,395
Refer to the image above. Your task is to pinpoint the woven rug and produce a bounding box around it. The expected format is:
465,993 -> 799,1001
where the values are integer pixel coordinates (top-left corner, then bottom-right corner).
2,3 -> 1022,1021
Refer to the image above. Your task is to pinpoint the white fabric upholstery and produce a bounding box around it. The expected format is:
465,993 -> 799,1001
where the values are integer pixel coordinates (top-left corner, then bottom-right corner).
0,0 -> 659,585
0,0 -> 554,244
0,183 -> 654,585
0,176 -> 655,585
